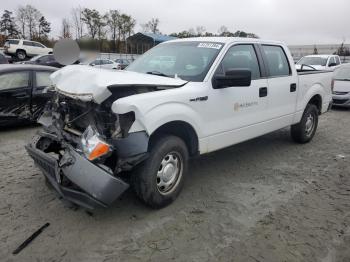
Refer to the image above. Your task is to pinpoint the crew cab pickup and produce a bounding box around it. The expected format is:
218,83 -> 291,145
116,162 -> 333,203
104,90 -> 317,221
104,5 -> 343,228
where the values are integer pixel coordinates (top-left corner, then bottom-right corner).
26,37 -> 333,209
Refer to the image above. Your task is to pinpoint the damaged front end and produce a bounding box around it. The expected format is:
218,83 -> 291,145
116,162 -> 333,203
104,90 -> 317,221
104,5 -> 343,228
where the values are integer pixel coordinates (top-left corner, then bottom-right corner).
26,91 -> 149,209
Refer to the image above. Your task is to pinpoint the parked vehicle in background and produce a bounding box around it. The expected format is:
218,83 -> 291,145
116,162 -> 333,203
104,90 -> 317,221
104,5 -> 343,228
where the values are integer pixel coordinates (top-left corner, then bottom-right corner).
0,64 -> 57,127
115,58 -> 131,69
295,55 -> 341,71
26,37 -> 332,210
80,58 -> 121,70
332,64 -> 350,108
17,54 -> 63,68
4,39 -> 53,60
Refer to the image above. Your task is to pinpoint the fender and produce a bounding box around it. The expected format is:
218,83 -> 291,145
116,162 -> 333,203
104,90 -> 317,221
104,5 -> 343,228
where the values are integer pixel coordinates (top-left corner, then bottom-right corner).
113,99 -> 202,137
293,83 -> 324,124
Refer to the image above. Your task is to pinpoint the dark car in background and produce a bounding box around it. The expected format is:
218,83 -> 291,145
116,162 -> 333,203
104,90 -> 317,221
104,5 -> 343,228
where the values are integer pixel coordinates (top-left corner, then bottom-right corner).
17,54 -> 63,68
114,58 -> 130,69
0,64 -> 57,127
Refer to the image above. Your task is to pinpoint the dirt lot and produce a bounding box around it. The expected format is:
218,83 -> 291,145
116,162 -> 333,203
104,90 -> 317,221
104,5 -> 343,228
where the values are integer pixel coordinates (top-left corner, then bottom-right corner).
0,109 -> 349,262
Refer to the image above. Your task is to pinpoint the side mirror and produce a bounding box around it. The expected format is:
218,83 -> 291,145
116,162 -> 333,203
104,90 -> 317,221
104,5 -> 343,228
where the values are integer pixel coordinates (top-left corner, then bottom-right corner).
212,69 -> 251,89
328,62 -> 337,67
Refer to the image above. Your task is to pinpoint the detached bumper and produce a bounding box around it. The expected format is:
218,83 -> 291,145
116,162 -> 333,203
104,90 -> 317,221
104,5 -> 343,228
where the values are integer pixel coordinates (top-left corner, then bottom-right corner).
25,136 -> 129,209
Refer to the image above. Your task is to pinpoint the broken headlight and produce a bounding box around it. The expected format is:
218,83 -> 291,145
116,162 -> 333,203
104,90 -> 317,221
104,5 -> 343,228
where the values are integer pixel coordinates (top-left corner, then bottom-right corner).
81,126 -> 111,161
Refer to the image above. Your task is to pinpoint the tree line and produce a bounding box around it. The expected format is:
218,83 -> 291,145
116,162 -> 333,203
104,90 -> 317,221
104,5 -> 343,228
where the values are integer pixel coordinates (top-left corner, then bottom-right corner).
0,5 -> 259,53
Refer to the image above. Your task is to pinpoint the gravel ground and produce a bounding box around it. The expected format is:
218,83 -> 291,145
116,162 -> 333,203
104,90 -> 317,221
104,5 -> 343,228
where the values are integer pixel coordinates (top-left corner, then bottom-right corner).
0,109 -> 349,262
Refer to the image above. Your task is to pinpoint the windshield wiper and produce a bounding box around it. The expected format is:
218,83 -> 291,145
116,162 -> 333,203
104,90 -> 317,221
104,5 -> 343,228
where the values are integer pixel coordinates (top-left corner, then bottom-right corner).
146,71 -> 170,77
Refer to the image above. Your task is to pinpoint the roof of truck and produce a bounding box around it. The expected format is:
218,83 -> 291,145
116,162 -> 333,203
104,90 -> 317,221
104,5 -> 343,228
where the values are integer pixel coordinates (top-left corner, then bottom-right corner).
166,37 -> 284,45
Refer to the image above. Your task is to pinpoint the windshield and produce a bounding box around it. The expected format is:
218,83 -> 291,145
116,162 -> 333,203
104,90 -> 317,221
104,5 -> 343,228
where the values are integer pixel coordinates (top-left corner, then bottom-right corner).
334,67 -> 350,80
297,57 -> 327,66
126,41 -> 223,81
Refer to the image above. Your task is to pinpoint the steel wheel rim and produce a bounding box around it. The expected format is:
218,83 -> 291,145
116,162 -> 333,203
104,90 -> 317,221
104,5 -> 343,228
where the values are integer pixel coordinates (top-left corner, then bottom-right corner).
156,151 -> 183,195
305,113 -> 315,137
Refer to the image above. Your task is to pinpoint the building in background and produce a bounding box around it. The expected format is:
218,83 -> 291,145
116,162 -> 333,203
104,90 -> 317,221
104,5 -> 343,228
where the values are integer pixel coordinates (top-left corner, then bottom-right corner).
127,33 -> 177,54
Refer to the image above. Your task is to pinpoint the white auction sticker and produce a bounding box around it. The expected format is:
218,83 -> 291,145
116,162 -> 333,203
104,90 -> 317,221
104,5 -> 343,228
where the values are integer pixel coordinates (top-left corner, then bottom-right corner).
197,43 -> 222,49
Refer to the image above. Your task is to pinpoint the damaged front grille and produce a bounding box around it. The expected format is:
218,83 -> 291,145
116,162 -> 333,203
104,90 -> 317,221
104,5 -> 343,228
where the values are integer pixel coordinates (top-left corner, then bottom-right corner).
51,93 -> 118,138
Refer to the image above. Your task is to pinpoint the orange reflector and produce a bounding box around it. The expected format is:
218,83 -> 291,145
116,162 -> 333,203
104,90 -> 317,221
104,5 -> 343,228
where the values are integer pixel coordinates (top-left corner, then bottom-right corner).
88,142 -> 110,161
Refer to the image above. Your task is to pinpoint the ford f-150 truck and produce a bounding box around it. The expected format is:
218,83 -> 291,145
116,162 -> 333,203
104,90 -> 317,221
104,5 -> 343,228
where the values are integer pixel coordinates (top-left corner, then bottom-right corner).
25,37 -> 333,210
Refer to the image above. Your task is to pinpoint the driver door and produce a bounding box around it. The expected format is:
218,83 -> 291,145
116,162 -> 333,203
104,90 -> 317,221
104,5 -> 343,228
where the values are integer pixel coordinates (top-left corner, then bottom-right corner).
205,44 -> 269,152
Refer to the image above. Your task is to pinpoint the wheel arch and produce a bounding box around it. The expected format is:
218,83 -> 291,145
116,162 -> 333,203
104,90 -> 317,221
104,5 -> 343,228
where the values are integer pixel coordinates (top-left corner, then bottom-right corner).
307,94 -> 322,114
149,120 -> 199,157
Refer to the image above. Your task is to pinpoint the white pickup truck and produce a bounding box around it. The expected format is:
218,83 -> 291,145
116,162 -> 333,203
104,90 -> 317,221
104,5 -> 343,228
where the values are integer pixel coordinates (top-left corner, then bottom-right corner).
26,37 -> 333,209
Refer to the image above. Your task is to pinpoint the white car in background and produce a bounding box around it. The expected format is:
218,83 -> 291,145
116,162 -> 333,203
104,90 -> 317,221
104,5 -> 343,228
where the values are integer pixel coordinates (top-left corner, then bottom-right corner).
332,64 -> 350,108
4,39 -> 53,60
80,58 -> 121,70
296,55 -> 341,71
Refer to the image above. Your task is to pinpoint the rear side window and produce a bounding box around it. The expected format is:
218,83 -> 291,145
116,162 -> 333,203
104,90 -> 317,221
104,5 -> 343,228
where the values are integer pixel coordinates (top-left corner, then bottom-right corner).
0,72 -> 29,90
217,44 -> 261,80
335,56 -> 341,65
35,71 -> 53,87
23,41 -> 33,46
262,45 -> 291,77
33,42 -> 44,48
8,40 -> 19,45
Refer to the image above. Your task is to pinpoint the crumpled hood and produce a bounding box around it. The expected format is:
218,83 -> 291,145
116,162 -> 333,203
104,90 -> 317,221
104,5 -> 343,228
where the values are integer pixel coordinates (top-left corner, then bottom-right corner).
50,65 -> 187,104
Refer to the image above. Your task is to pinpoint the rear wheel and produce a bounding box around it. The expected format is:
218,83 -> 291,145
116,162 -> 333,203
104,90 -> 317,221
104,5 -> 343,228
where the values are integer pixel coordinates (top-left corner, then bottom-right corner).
132,135 -> 188,208
16,50 -> 26,60
291,104 -> 319,143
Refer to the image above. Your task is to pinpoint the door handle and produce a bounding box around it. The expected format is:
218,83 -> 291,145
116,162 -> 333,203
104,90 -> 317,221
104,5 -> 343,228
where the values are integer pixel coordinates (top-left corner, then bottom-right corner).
259,87 -> 268,97
290,83 -> 297,92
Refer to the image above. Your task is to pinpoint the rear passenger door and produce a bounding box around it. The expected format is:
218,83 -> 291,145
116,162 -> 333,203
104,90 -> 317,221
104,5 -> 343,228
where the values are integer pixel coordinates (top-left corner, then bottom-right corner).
0,71 -> 32,123
23,41 -> 35,56
260,45 -> 298,125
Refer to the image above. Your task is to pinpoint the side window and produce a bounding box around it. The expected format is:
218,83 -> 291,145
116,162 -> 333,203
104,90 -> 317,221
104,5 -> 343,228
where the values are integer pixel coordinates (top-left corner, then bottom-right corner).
36,71 -> 53,87
328,57 -> 336,66
91,60 -> 101,65
217,44 -> 261,80
23,41 -> 33,46
104,60 -> 112,64
33,42 -> 44,48
0,72 -> 30,91
335,57 -> 341,65
9,40 -> 19,45
262,45 -> 291,77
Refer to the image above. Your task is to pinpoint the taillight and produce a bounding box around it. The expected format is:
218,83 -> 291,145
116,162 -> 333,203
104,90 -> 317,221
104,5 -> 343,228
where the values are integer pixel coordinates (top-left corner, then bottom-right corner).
331,79 -> 335,91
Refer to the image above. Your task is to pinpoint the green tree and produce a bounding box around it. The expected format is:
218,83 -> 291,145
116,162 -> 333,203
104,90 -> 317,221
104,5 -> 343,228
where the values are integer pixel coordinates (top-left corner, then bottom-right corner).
142,18 -> 160,34
0,10 -> 19,38
37,16 -> 51,40
106,10 -> 120,52
81,8 -> 101,39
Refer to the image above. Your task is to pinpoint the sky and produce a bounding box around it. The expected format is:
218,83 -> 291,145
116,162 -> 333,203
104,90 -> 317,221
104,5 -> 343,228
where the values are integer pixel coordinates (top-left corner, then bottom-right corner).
1,0 -> 350,45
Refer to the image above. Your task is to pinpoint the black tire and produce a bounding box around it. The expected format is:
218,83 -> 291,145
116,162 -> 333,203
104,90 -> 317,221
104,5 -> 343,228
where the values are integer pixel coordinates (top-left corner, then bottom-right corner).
16,50 -> 26,60
132,135 -> 189,208
291,104 -> 319,143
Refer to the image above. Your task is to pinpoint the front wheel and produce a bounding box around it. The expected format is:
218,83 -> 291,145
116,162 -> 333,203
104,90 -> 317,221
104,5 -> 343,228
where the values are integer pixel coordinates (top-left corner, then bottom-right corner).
291,104 -> 319,143
16,50 -> 26,60
132,135 -> 189,208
